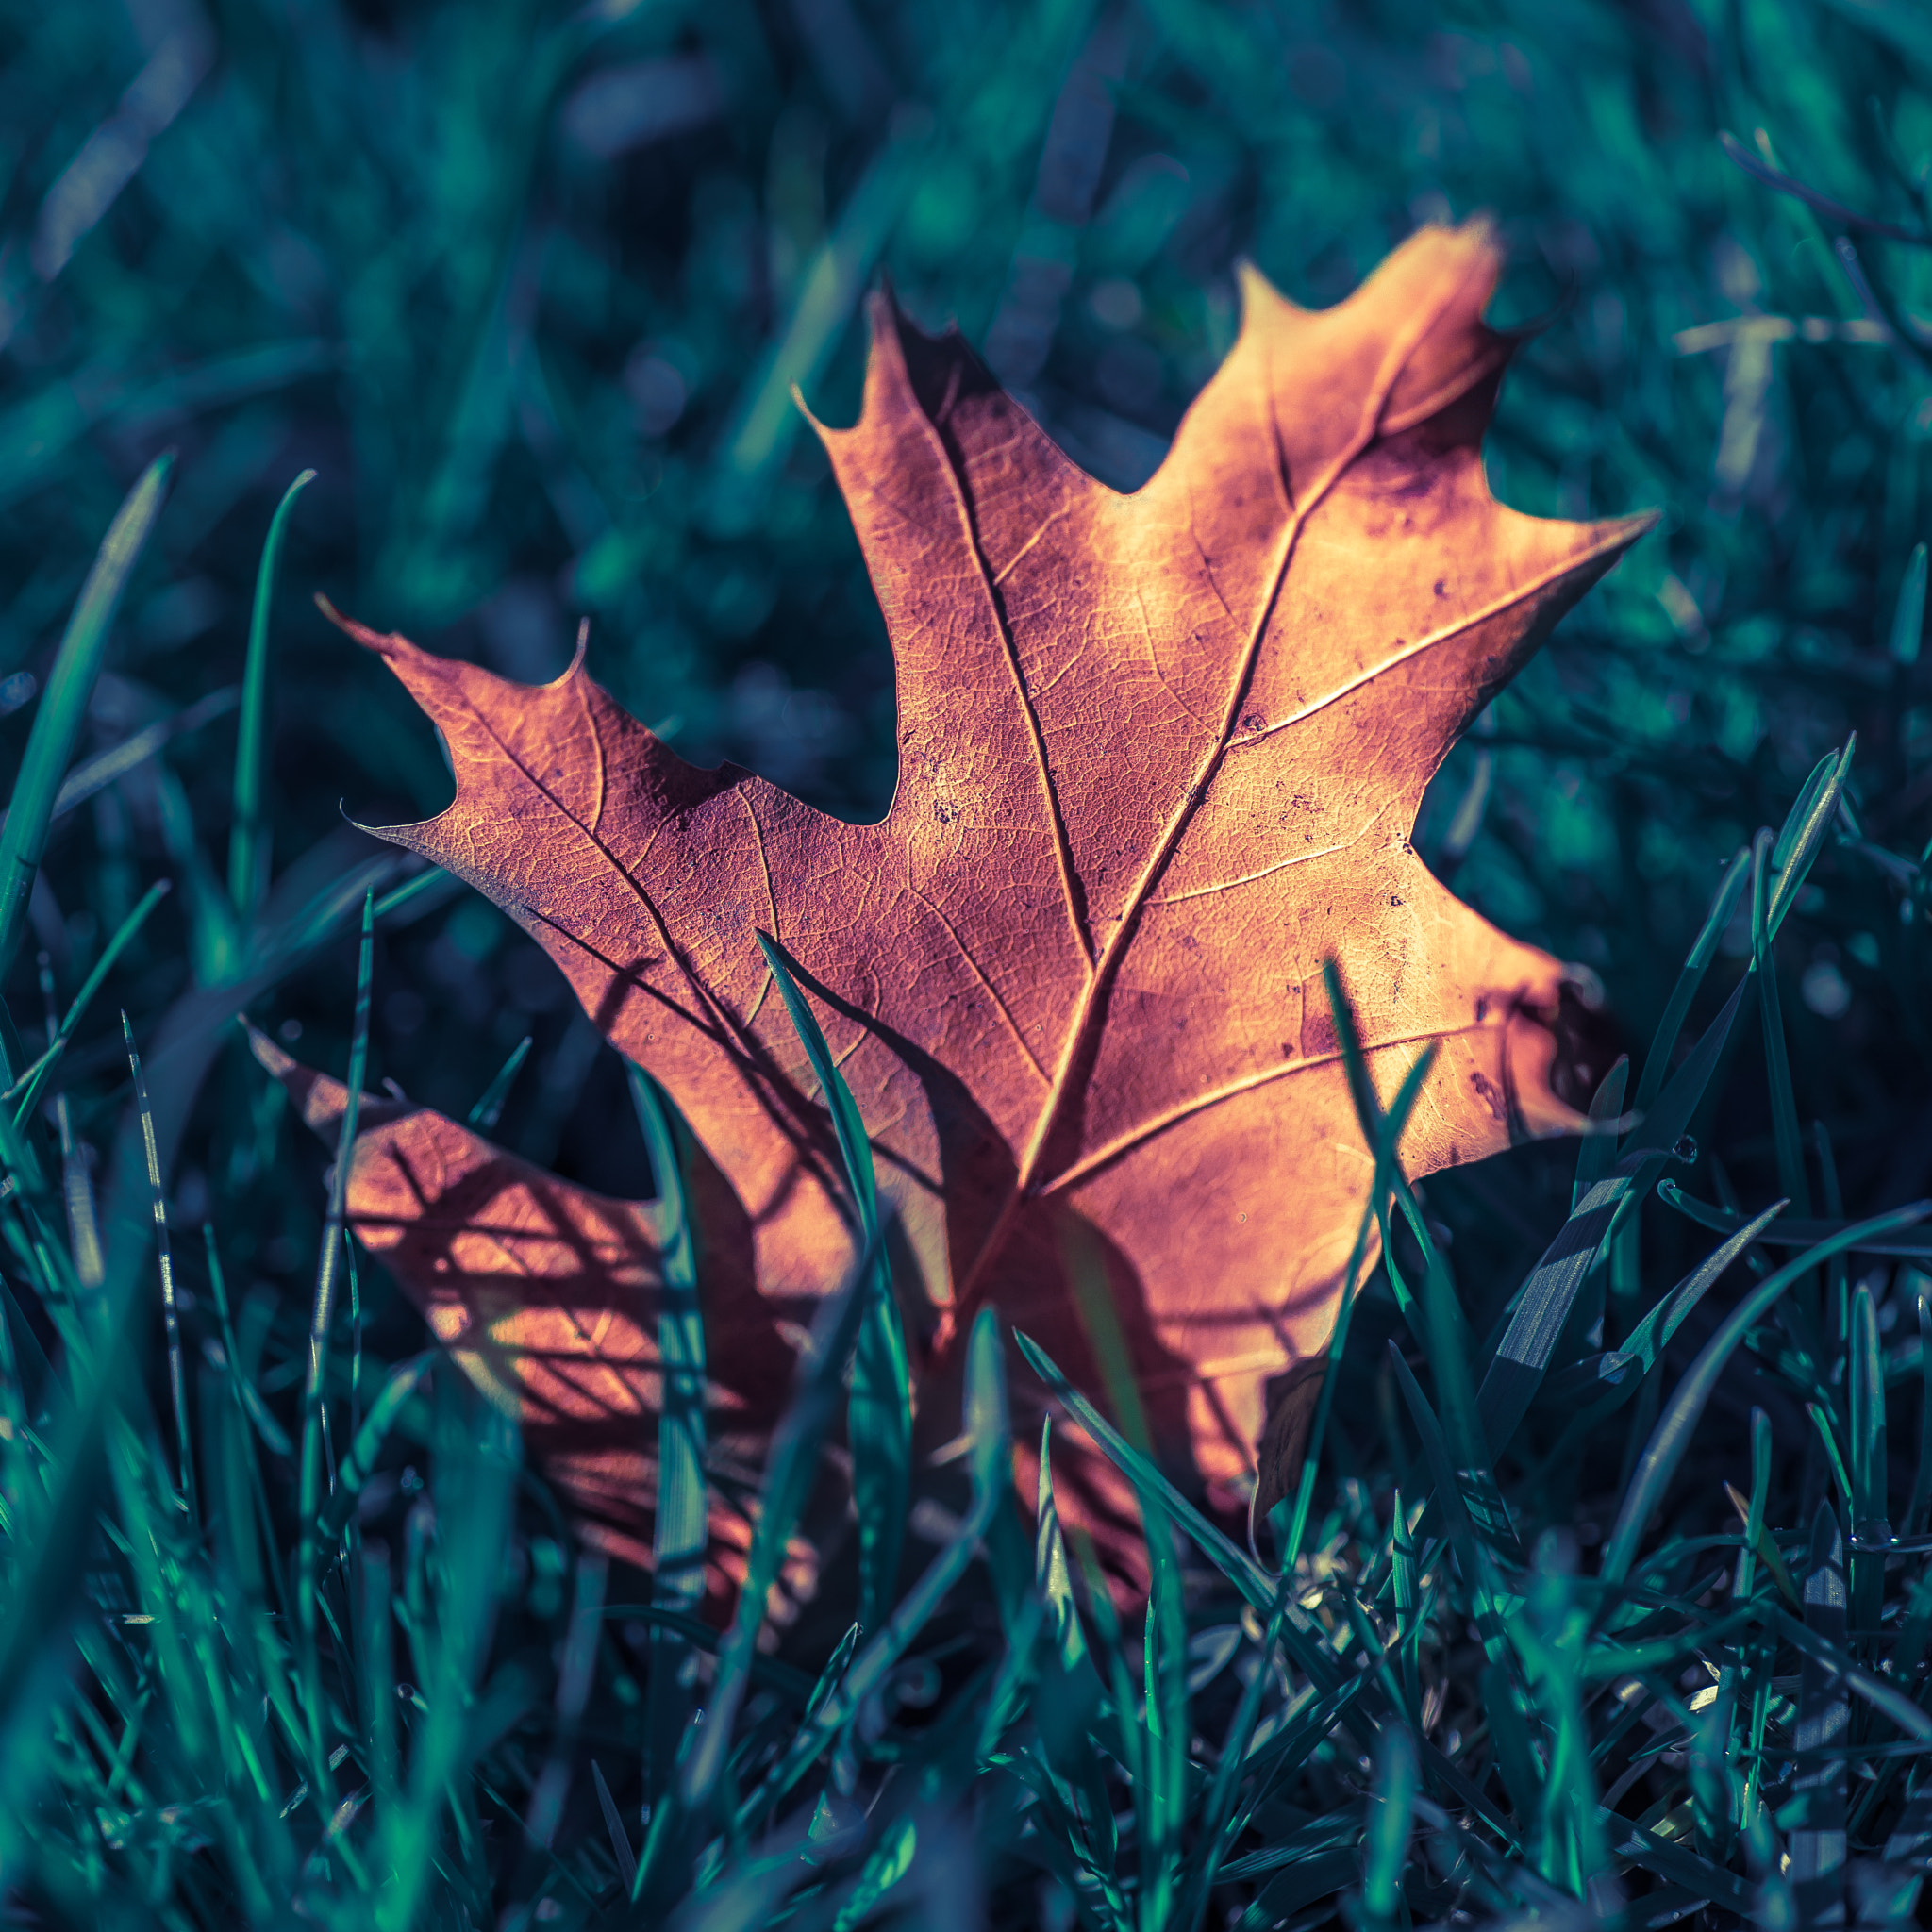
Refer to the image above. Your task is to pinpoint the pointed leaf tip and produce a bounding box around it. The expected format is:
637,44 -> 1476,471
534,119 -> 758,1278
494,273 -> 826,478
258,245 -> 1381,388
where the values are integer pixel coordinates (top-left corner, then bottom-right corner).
314,591 -> 405,658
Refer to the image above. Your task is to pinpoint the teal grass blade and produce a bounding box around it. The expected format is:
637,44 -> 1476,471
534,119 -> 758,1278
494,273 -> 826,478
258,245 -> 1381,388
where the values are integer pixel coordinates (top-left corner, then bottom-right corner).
756,929 -> 909,1639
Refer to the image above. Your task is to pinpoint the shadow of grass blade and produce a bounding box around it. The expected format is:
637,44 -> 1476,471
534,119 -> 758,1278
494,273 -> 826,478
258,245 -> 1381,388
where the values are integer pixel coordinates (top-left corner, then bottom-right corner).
230,468 -> 314,926
0,453 -> 172,990
756,930 -> 908,1639
1058,1214 -> 1156,1456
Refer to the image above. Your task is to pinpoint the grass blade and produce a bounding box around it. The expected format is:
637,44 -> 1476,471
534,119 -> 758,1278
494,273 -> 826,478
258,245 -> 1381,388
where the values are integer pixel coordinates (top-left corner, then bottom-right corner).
229,469 -> 314,926
628,1063 -> 708,1802
1610,1203 -> 1787,1377
592,1758 -> 638,1890
0,453 -> 172,984
678,1239 -> 874,1815
1891,542 -> 1927,665
1754,827 -> 1814,1224
1283,974 -> 1437,1557
1911,1282 -> 1932,1536
1774,749 -> 1840,877
734,1307 -> 1010,1835
1873,1783 -> 1932,1923
1387,1341 -> 1491,1599
757,930 -> 908,1637
369,864 -> 458,924
1767,737 -> 1856,940
298,888 -> 375,1785
1574,1054 -> 1629,1207
322,1353 -> 434,1538
1850,1283 -> 1888,1632
1790,1504 -> 1849,1929
1034,1416 -> 1087,1671
376,1375 -> 517,1932
43,687 -> 239,830
1479,974 -> 1752,1457
1602,1202 -> 1931,1585
1016,1328 -> 1272,1608
1358,1723 -> 1419,1932
466,1034 -> 531,1131
635,1080 -> 706,1578
1324,962 -> 1486,1482
360,1539 -> 399,1817
1656,1185 -> 1932,1256
1016,1328 -> 1379,1751
1631,843 -> 1750,1118
204,1223 -> 290,1459
1175,1573 -> 1295,1928
8,877 -> 170,1124
123,1011 -> 192,1523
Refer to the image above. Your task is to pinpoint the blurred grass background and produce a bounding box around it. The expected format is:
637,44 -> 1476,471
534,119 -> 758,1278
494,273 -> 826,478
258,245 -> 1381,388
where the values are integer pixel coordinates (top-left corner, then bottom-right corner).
6,0 -> 1930,1245
9,0 -> 1932,1920
11,0 -> 1932,1627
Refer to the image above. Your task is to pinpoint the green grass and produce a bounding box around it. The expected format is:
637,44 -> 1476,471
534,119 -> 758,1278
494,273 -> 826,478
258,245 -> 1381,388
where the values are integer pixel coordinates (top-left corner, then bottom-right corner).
6,0 -> 1932,1924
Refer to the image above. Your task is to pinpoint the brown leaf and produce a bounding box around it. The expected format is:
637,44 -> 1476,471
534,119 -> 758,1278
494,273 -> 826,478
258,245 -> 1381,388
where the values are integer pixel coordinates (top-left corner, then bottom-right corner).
320,222 -> 1649,1562
248,1029 -> 810,1611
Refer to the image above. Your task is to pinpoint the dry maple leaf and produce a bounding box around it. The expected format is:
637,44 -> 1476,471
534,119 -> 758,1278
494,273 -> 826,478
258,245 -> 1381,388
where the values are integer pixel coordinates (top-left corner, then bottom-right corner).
317,220 -> 1649,1564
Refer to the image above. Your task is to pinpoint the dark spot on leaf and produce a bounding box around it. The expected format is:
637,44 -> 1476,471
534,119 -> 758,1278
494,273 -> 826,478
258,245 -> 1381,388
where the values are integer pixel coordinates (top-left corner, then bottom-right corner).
1241,709 -> 1266,731
1470,1071 -> 1507,1121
